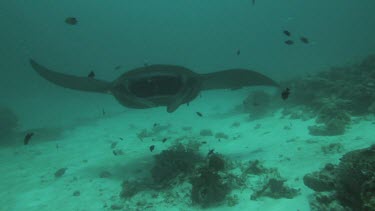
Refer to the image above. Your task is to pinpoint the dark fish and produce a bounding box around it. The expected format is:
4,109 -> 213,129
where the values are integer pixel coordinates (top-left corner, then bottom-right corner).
300,36 -> 309,44
112,149 -> 124,156
252,0 -> 255,5
24,132 -> 34,145
73,191 -> 80,196
283,30 -> 291,37
208,149 -> 215,156
65,17 -> 78,25
236,49 -> 241,56
54,168 -> 67,178
153,123 -> 159,127
115,65 -> 122,70
162,138 -> 168,143
284,40 -> 294,45
149,145 -> 155,152
88,71 -> 95,78
281,88 -> 290,100
111,142 -> 118,149
196,112 -> 203,117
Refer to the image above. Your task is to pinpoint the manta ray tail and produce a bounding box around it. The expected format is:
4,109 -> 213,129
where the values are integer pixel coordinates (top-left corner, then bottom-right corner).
29,59 -> 111,93
199,69 -> 279,90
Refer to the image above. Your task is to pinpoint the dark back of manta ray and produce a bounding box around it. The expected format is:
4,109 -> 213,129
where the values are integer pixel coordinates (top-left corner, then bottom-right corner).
128,75 -> 182,97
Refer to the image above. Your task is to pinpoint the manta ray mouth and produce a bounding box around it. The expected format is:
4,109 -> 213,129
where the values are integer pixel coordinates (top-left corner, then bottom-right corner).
128,75 -> 183,98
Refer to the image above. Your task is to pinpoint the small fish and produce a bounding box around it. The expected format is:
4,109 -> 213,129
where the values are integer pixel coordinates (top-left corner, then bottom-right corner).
284,40 -> 294,45
114,65 -> 122,70
283,30 -> 291,37
149,145 -> 155,152
102,108 -> 106,116
65,17 -> 78,25
54,168 -> 67,178
236,49 -> 241,56
300,36 -> 309,44
24,132 -> 34,145
281,88 -> 290,100
113,149 -> 124,156
252,0 -> 255,5
111,142 -> 118,149
196,112 -> 203,117
162,138 -> 168,143
88,71 -> 95,78
208,149 -> 215,156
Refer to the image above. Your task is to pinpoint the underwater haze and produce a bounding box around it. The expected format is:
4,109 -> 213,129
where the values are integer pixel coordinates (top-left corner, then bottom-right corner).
1,1 -> 375,210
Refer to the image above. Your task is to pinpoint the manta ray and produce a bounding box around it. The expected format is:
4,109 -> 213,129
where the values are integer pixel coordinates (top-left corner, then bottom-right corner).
29,59 -> 279,113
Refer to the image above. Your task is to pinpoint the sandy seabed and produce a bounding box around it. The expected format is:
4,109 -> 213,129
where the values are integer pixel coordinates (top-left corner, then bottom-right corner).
1,91 -> 372,211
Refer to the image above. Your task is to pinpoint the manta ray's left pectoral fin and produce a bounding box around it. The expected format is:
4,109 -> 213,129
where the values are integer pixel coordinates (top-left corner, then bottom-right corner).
30,59 -> 111,94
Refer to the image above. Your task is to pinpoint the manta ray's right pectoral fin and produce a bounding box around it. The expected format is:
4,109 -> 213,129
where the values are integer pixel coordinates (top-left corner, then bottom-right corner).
199,69 -> 279,90
29,59 -> 111,94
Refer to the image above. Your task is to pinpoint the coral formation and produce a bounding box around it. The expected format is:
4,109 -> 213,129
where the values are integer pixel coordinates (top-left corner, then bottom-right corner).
241,160 -> 268,175
214,132 -> 228,140
303,163 -> 337,192
151,143 -> 203,188
303,144 -> 375,210
335,144 -> 375,210
190,153 -> 230,207
283,55 -> 375,135
238,160 -> 300,200
208,154 -> 225,171
251,178 -> 299,200
226,194 -> 239,207
308,103 -> 351,136
120,144 -> 234,208
308,192 -> 349,211
321,143 -> 344,154
190,166 -> 230,207
199,129 -> 213,136
119,143 -> 300,209
120,180 -> 149,198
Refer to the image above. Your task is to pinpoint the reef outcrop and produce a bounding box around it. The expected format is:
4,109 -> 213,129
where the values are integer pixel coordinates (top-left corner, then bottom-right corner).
303,144 -> 375,210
